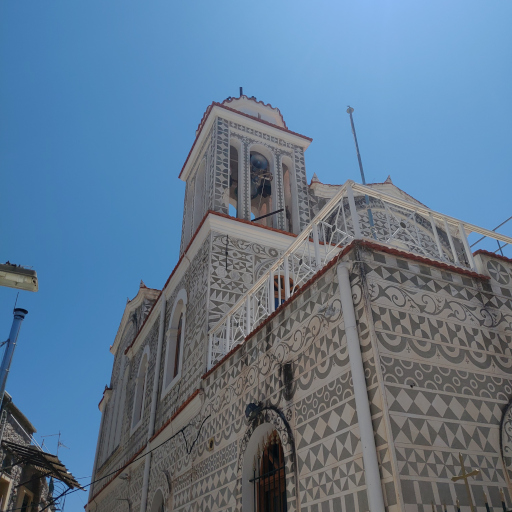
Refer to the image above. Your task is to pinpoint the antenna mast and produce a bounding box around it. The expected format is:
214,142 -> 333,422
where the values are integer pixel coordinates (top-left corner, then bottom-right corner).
346,106 -> 376,238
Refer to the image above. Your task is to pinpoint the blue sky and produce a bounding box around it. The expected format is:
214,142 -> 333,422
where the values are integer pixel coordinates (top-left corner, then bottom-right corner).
1,0 -> 511,509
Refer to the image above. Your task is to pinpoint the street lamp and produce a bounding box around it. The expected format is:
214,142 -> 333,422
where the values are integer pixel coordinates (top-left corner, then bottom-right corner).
0,263 -> 38,292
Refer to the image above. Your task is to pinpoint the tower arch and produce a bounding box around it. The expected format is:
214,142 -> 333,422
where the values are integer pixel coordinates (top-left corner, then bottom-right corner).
247,144 -> 276,228
281,154 -> 299,234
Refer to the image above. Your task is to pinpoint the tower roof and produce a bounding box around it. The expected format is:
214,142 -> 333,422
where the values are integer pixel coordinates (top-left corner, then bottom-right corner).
179,97 -> 312,180
219,95 -> 287,128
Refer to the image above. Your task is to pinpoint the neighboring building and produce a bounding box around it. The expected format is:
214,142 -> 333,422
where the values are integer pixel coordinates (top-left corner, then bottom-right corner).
0,393 -> 81,512
0,393 -> 50,512
0,392 -> 44,512
86,95 -> 512,512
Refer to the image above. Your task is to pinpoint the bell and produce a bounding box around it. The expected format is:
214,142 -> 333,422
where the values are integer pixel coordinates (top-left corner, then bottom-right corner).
250,153 -> 268,171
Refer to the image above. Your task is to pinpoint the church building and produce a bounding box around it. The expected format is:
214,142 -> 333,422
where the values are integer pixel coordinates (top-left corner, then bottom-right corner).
85,95 -> 512,512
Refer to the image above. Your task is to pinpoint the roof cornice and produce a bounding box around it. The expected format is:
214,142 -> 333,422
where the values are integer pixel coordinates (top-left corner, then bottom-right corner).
179,103 -> 312,182
110,286 -> 160,356
123,212 -> 296,358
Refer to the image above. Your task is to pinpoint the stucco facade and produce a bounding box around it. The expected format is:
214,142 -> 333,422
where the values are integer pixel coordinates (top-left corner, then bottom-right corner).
87,96 -> 512,512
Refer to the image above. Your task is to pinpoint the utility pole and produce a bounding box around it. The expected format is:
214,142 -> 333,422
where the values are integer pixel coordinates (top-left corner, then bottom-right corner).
0,308 -> 28,409
347,106 -> 376,239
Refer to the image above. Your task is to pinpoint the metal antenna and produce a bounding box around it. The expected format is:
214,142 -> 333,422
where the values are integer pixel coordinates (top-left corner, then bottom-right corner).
347,106 -> 376,239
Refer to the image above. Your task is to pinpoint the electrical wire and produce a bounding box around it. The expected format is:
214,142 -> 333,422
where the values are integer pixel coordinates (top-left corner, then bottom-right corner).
35,413 -> 211,512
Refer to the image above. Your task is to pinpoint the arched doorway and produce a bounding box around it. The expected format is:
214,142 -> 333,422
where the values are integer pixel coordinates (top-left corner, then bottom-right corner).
241,418 -> 293,512
251,430 -> 287,512
149,489 -> 165,512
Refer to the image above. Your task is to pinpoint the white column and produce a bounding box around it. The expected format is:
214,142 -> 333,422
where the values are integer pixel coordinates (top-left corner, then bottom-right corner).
242,141 -> 251,221
269,270 -> 275,313
284,256 -> 291,300
429,213 -> 444,260
312,223 -> 322,270
347,184 -> 362,239
458,223 -> 477,271
337,263 -> 386,512
444,218 -> 460,265
245,296 -> 251,336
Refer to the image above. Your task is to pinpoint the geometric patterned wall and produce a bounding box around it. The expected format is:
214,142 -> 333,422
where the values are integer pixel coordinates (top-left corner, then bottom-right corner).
89,241 -> 512,512
87,100 -> 512,512
364,246 -> 512,512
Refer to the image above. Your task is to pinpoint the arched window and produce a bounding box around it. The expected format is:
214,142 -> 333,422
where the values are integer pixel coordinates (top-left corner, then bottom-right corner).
163,290 -> 187,395
113,364 -> 129,447
132,348 -> 149,430
173,313 -> 183,378
273,276 -> 293,310
250,150 -> 273,227
251,430 -> 287,512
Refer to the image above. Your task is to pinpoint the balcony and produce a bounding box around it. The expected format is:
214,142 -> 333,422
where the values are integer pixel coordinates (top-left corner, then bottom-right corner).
207,180 -> 512,370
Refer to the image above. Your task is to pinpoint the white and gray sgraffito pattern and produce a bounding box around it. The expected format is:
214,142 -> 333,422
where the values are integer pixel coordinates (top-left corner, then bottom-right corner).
229,122 -> 310,227
94,319 -> 160,491
501,400 -> 512,483
213,117 -> 230,215
308,188 -> 331,219
364,247 -> 512,512
91,235 -> 512,512
157,237 -> 210,430
293,148 -> 311,232
355,196 -> 465,264
180,124 -> 215,255
196,264 -> 396,512
96,296 -> 157,469
208,231 -> 280,329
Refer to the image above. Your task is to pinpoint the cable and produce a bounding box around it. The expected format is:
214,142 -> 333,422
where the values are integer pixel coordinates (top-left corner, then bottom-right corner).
36,413 -> 211,512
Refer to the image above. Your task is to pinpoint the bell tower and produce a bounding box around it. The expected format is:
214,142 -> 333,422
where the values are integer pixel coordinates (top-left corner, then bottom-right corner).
178,95 -> 313,253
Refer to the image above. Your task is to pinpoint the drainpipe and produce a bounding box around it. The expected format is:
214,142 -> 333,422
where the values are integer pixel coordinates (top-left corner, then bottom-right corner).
0,308 -> 28,409
140,296 -> 166,512
336,263 -> 385,512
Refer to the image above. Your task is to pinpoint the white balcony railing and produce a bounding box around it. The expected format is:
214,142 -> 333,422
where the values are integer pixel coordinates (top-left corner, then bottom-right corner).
207,180 -> 512,369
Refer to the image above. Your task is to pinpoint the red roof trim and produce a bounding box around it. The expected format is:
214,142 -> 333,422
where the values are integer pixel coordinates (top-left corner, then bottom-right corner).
178,102 -> 312,179
87,443 -> 147,505
149,389 -> 201,443
207,210 -> 298,238
474,249 -> 512,265
361,241 -> 489,279
124,211 -> 295,356
201,240 -> 489,380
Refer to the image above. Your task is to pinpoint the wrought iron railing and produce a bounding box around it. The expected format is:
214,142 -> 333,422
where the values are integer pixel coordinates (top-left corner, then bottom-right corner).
207,180 -> 512,369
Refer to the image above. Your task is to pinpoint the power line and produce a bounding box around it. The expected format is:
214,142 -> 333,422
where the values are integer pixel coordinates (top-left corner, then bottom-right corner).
36,413 -> 211,512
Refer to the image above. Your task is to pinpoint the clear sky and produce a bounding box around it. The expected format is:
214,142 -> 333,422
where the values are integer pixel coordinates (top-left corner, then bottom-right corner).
1,1 -> 511,509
